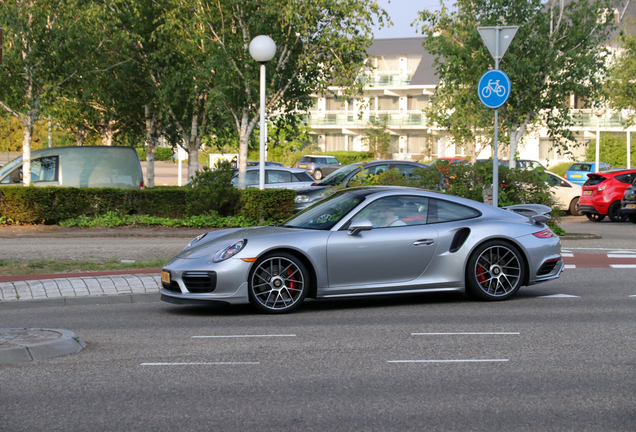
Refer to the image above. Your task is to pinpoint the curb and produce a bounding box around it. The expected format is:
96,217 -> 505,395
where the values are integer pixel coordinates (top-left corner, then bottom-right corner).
0,328 -> 86,364
0,292 -> 161,310
0,268 -> 162,284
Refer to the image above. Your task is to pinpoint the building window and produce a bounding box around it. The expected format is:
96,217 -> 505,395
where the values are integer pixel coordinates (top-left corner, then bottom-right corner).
378,96 -> 399,110
407,95 -> 429,110
325,134 -> 346,152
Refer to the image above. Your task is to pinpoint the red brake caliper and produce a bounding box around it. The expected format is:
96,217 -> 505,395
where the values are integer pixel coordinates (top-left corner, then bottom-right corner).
476,266 -> 486,285
286,268 -> 296,295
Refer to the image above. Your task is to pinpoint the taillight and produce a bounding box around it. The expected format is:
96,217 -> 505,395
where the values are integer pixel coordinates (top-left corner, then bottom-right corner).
533,229 -> 555,238
140,181 -> 144,188
598,182 -> 607,191
564,173 -> 567,179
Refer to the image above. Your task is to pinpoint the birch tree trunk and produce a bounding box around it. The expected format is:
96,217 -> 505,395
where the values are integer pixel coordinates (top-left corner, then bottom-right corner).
144,105 -> 159,188
21,112 -> 36,186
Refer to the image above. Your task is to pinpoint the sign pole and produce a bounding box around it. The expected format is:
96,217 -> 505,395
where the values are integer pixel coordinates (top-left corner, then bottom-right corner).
478,25 -> 518,207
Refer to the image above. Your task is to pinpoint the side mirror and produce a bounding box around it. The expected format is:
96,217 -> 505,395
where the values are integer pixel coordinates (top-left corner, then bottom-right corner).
348,218 -> 373,236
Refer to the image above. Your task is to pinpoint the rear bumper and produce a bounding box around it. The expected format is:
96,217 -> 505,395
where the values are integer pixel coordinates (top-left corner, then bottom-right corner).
578,204 -> 602,215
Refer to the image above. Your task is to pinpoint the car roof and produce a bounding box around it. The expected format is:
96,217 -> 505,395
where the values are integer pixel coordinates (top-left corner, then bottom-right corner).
244,166 -> 307,172
302,155 -> 337,158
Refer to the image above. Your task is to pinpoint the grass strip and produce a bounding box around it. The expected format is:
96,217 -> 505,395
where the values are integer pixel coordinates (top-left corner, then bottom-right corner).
0,258 -> 168,276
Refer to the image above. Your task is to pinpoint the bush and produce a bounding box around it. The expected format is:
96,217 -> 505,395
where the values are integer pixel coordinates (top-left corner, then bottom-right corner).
136,147 -> 176,161
585,133 -> 636,168
239,188 -> 296,222
186,162 -> 240,216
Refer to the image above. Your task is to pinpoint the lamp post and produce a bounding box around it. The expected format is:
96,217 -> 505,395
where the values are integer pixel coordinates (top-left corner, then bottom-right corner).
249,35 -> 276,190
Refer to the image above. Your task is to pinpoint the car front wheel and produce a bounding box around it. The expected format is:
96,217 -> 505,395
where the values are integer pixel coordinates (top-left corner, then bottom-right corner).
313,169 -> 323,180
248,252 -> 309,314
465,241 -> 525,301
607,201 -> 627,222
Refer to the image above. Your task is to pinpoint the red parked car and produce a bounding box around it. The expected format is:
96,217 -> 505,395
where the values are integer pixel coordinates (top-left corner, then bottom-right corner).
578,169 -> 636,222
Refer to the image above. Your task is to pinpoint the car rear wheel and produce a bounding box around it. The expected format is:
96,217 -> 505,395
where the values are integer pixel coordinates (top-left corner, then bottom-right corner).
607,201 -> 627,222
465,241 -> 525,301
313,169 -> 323,180
569,198 -> 583,216
586,214 -> 605,222
248,252 -> 309,314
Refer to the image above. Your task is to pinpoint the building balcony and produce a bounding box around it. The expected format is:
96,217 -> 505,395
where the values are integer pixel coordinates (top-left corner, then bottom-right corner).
358,71 -> 413,87
303,110 -> 431,128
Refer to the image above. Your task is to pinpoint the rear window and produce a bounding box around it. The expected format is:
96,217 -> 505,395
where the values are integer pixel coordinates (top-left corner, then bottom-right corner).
568,163 -> 592,172
583,174 -> 607,186
293,172 -> 314,182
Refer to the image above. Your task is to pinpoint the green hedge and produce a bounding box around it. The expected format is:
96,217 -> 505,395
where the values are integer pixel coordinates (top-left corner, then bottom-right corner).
0,186 -> 295,225
136,147 -> 175,161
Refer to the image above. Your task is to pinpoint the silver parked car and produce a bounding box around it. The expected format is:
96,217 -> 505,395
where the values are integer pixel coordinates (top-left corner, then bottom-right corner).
230,167 -> 315,190
161,187 -> 563,314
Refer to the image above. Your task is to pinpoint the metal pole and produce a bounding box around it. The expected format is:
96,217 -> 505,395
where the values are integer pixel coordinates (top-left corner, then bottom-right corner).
492,26 -> 500,208
259,63 -> 266,190
627,129 -> 631,168
596,116 -> 600,170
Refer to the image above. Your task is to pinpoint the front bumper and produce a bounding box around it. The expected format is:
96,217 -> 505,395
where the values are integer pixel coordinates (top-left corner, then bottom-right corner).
160,256 -> 251,305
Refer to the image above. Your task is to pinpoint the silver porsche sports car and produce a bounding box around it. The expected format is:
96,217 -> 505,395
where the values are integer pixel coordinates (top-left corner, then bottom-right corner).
160,186 -> 563,313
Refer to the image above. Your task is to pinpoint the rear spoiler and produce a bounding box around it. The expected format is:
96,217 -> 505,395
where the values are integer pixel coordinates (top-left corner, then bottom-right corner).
501,204 -> 552,224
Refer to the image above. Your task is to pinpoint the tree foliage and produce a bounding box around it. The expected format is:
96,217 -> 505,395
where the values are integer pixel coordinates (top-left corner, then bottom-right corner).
417,0 -> 617,167
606,17 -> 636,125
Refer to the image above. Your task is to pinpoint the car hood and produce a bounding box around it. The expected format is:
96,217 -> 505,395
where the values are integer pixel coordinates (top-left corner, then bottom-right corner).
175,225 -> 301,259
295,185 -> 328,194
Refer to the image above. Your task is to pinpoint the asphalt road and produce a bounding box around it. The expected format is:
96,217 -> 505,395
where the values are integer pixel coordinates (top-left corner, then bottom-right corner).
1,215 -> 635,431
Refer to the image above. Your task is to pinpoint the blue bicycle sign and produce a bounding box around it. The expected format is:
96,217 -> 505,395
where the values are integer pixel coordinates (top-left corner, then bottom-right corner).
477,69 -> 511,109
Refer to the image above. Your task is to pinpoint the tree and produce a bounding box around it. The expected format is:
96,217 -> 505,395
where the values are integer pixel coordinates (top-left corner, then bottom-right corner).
185,0 -> 388,188
606,13 -> 636,125
417,0 -> 617,168
361,117 -> 391,159
0,0 -> 114,185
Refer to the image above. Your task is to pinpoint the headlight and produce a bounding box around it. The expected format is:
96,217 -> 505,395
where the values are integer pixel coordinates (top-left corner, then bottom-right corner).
213,239 -> 247,263
295,195 -> 310,203
184,233 -> 207,250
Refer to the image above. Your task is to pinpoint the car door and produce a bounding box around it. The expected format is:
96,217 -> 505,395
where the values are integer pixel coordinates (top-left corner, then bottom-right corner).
325,195 -> 438,289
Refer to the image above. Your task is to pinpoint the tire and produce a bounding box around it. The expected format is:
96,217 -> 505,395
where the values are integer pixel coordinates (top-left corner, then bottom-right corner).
465,241 -> 525,301
569,198 -> 583,216
628,214 -> 636,224
313,170 -> 323,180
586,213 -> 605,222
248,252 -> 309,314
607,201 -> 627,222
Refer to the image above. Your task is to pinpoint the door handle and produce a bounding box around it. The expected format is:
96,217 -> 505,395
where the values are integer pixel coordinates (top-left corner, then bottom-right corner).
413,239 -> 434,246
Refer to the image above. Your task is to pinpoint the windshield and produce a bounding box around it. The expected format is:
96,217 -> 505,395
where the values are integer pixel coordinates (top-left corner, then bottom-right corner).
317,163 -> 362,186
282,189 -> 375,230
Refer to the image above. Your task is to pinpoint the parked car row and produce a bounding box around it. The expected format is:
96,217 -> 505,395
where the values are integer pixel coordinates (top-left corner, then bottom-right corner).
578,168 -> 636,222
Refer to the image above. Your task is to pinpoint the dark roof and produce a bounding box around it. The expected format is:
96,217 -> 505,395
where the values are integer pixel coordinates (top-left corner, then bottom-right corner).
368,37 -> 440,86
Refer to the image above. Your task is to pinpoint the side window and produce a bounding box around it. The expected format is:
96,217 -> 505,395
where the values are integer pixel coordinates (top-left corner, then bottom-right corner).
350,196 -> 429,228
231,174 -> 238,186
267,170 -> 292,184
293,172 -> 314,182
617,173 -> 636,184
546,173 -> 561,187
0,156 -> 58,184
392,164 -> 418,177
245,171 -> 259,185
428,198 -> 480,223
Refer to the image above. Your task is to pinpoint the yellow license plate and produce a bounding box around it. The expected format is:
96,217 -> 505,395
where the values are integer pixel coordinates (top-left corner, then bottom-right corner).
627,204 -> 636,209
299,164 -> 306,168
161,271 -> 171,284
584,190 -> 592,195
572,174 -> 582,178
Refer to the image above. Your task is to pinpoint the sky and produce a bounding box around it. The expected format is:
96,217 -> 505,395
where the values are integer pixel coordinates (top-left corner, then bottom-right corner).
371,0 -> 448,39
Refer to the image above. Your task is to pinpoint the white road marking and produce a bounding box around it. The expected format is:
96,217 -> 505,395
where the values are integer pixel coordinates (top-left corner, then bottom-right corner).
565,264 -> 576,269
566,248 -> 636,252
609,264 -> 636,269
388,359 -> 509,363
538,294 -> 580,298
141,362 -> 260,366
191,334 -> 296,338
562,253 -> 574,257
607,250 -> 636,254
411,332 -> 519,336
608,254 -> 636,259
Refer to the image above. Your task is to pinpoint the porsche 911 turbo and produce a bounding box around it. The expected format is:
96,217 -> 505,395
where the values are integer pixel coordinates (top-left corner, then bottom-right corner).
160,186 -> 563,313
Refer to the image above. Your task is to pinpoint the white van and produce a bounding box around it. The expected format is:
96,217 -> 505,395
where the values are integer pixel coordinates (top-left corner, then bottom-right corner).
0,146 -> 144,189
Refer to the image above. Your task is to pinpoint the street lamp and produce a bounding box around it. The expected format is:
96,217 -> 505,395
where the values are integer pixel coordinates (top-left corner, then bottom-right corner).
249,35 -> 276,190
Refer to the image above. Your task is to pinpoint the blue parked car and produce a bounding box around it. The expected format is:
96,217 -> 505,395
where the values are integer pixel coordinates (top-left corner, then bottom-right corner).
564,162 -> 613,185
